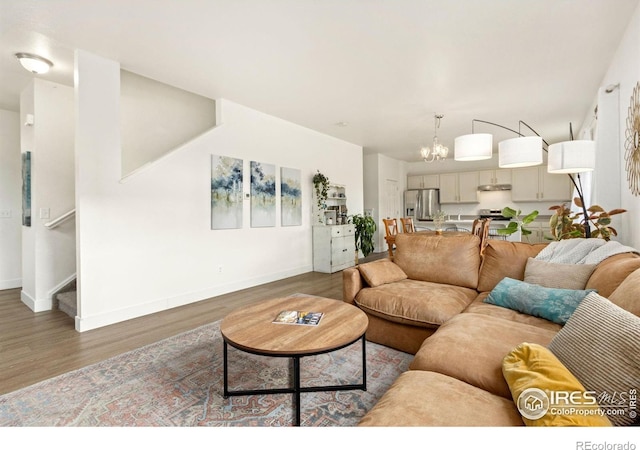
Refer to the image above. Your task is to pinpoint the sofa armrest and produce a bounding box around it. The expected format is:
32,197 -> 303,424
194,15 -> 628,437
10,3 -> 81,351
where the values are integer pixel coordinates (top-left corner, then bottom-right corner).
343,267 -> 365,304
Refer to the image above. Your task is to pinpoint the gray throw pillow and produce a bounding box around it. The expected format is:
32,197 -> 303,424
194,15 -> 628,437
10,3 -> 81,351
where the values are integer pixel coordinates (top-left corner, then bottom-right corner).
548,292 -> 640,426
524,258 -> 597,290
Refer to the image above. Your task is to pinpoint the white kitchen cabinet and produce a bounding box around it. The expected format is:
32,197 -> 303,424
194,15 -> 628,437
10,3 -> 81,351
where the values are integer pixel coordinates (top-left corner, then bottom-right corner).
479,169 -> 511,185
313,224 -> 356,273
511,166 -> 572,202
520,221 -> 550,244
407,174 -> 439,190
440,172 -> 479,204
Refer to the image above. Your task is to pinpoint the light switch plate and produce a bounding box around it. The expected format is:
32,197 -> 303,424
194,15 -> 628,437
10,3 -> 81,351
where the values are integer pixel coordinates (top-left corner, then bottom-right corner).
0,209 -> 11,219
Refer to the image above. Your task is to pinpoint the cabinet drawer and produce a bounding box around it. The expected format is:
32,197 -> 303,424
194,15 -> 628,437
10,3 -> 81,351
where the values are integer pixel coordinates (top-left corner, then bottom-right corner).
331,225 -> 354,237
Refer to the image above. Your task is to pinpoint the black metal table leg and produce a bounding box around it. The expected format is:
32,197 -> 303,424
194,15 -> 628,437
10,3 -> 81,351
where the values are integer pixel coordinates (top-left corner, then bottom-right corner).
293,356 -> 301,426
361,334 -> 367,391
223,340 -> 229,398
222,333 -> 366,426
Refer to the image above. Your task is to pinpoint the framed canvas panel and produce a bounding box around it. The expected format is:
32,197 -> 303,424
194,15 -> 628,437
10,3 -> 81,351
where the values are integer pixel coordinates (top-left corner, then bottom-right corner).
211,155 -> 243,230
280,167 -> 301,226
22,151 -> 31,227
250,161 -> 276,228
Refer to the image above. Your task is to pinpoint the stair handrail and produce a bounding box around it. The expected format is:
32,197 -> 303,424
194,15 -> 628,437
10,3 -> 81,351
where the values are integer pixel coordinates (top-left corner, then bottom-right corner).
44,208 -> 76,229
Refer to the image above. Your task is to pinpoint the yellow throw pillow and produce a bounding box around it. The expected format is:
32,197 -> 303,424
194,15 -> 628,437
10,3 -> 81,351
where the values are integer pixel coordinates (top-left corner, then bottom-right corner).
502,342 -> 612,426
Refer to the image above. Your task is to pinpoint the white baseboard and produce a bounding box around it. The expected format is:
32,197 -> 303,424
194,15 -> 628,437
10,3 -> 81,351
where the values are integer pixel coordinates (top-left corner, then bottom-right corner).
75,265 -> 313,332
0,278 -> 21,290
21,289 -> 55,312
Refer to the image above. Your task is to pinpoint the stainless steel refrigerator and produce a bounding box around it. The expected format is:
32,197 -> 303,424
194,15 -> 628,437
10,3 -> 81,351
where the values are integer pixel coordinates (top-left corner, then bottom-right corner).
404,189 -> 440,220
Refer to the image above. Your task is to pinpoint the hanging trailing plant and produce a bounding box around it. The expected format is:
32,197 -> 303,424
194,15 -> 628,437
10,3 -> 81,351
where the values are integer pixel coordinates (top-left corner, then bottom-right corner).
312,170 -> 330,216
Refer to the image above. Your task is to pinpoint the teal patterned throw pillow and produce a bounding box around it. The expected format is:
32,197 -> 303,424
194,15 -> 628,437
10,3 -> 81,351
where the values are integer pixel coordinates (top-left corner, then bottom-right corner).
485,277 -> 596,325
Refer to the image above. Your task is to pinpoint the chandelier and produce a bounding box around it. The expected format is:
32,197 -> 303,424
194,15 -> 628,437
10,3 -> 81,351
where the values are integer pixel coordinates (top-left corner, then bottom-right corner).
421,114 -> 449,162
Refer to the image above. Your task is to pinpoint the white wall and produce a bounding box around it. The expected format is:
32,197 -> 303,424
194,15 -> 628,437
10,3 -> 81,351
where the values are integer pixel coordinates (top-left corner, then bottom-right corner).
364,153 -> 406,253
594,1 -> 640,248
0,109 -> 21,289
20,80 -> 76,311
75,50 -> 363,332
120,70 -> 216,176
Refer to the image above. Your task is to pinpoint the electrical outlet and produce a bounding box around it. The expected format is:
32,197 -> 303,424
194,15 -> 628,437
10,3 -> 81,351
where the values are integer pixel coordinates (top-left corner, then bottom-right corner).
0,209 -> 11,219
218,265 -> 223,273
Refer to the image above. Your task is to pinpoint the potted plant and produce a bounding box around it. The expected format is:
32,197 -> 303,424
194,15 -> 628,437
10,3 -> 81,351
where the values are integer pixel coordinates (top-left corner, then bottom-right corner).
351,214 -> 377,264
549,198 -> 627,241
495,207 -> 539,242
432,210 -> 448,234
312,170 -> 329,223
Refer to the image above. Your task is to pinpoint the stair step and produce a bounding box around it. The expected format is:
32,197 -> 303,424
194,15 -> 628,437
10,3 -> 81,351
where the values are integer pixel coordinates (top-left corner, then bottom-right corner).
57,290 -> 77,318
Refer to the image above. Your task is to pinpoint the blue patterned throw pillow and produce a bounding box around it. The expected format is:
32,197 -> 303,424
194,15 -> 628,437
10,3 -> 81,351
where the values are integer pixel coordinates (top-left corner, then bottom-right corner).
485,277 -> 596,325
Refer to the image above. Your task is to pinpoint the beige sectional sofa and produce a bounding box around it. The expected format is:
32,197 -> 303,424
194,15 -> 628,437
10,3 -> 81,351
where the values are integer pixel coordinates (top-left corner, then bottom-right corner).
342,233 -> 640,426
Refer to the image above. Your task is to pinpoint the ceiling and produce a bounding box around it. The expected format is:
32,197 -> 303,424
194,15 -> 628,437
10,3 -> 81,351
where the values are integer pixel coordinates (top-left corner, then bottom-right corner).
1,0 -> 638,162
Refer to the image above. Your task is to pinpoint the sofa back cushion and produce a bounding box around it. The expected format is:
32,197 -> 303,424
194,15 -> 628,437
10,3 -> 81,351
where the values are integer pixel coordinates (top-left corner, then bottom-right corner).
477,240 -> 547,292
608,266 -> 640,317
393,234 -> 481,289
585,252 -> 640,298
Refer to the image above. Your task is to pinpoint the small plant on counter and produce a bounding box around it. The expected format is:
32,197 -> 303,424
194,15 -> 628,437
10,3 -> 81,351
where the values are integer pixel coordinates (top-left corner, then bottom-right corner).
351,213 -> 377,263
495,207 -> 539,242
549,198 -> 627,241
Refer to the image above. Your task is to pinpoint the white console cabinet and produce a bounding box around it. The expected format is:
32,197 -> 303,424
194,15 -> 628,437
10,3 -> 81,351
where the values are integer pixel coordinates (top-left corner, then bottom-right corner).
313,224 -> 356,273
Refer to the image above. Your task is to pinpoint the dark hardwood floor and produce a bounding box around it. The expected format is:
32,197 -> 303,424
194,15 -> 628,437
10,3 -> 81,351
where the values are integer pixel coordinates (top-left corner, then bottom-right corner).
0,252 -> 386,396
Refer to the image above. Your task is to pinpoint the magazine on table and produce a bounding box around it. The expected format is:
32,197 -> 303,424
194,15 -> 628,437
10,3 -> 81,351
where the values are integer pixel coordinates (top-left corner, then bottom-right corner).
272,310 -> 324,326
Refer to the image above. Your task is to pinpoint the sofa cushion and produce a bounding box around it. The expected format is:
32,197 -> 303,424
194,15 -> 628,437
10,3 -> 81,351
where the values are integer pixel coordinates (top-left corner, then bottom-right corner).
502,342 -> 612,426
393,234 -> 481,289
354,279 -> 477,328
478,240 -> 547,292
409,313 -> 557,398
524,257 -> 596,290
357,259 -> 407,287
485,277 -> 595,325
586,252 -> 640,298
358,370 -> 524,427
608,267 -> 640,317
463,293 -> 563,332
548,292 -> 640,426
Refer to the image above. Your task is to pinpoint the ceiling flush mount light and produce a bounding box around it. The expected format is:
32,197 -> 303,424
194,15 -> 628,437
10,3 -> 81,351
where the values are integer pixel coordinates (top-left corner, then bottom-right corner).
15,52 -> 53,74
421,114 -> 449,163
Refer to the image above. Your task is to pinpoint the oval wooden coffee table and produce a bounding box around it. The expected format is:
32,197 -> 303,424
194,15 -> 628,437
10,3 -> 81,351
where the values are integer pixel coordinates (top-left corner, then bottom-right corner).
220,295 -> 369,426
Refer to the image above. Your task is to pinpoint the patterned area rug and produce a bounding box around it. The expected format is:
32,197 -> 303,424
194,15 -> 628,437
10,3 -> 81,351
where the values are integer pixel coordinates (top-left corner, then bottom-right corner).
0,320 -> 411,426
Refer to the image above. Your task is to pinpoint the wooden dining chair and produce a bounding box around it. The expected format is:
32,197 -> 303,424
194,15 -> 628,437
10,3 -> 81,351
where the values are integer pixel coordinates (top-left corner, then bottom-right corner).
472,218 -> 483,237
400,217 -> 415,233
473,218 -> 492,254
382,218 -> 399,259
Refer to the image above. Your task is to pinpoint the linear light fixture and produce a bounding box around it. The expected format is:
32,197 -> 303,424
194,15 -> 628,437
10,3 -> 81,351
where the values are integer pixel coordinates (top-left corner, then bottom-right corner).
455,119 -> 596,237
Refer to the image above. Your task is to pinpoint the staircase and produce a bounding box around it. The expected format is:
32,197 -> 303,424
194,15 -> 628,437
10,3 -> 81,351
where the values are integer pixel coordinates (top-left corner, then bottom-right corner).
54,279 -> 77,318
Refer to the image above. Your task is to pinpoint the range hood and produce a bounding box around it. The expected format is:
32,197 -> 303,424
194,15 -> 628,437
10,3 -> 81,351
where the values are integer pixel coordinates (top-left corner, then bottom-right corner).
477,184 -> 512,191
